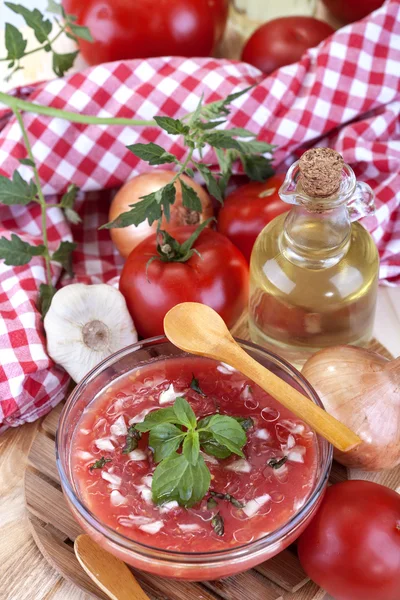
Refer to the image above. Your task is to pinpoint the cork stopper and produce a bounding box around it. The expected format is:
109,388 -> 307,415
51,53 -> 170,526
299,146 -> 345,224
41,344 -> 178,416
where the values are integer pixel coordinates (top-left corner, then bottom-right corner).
299,148 -> 344,198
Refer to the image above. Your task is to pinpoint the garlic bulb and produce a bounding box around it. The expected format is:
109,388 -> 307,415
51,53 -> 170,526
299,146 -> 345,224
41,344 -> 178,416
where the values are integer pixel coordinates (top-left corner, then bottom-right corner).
302,346 -> 400,471
44,283 -> 138,382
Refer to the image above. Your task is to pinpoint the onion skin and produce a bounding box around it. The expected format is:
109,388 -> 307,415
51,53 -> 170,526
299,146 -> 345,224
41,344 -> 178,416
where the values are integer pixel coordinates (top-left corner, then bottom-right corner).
302,346 -> 400,471
109,171 -> 214,258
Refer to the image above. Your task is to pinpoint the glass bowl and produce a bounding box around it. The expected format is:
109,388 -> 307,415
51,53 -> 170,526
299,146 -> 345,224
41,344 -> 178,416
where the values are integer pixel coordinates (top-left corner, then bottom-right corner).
56,336 -> 332,581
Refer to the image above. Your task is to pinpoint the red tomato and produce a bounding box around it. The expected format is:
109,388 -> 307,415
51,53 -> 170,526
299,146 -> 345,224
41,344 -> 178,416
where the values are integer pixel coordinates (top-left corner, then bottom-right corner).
62,0 -> 229,65
322,0 -> 385,23
119,226 -> 249,338
217,175 -> 287,262
241,17 -> 335,75
298,480 -> 400,600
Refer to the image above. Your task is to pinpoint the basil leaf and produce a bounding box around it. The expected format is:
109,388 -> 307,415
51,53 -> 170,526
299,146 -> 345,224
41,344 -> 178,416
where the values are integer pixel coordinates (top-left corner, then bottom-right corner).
179,178 -> 202,212
190,374 -> 205,397
199,436 -> 232,459
51,240 -> 76,277
5,3 -> 52,43
135,407 -> 181,432
122,425 -> 141,454
127,142 -> 177,166
204,415 -> 246,458
152,453 -> 210,507
5,23 -> 27,60
173,396 -> 197,430
0,234 -> 45,266
207,496 -> 218,509
39,283 -> 56,317
235,416 -> 254,432
0,171 -> 37,206
183,430 -> 200,465
153,116 -> 189,136
52,50 -> 79,77
149,424 -> 185,462
211,513 -> 224,536
90,457 -> 111,471
267,456 -> 288,470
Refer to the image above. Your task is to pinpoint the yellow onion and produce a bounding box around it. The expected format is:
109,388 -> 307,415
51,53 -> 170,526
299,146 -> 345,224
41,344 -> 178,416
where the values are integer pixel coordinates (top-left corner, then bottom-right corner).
302,346 -> 400,471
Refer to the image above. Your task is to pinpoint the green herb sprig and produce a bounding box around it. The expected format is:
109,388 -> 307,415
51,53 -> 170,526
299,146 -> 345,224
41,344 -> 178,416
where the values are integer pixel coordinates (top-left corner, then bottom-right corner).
89,456 -> 111,471
0,2 -> 275,318
1,1 -> 92,81
135,397 -> 247,507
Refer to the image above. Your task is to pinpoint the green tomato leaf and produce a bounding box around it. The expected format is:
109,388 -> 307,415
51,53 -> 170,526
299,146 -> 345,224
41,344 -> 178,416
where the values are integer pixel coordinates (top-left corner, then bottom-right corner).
60,184 -> 81,224
241,155 -> 274,182
153,116 -> 190,136
173,396 -> 197,430
51,240 -> 77,276
5,3 -> 52,43
0,171 -> 37,206
135,407 -> 182,432
203,132 -> 241,151
5,23 -> 27,60
183,430 -> 200,465
39,283 -> 56,317
179,217 -> 214,256
69,23 -> 93,42
224,127 -> 256,138
179,178 -> 202,213
237,140 -> 275,155
46,0 -> 64,16
0,234 -> 45,266
196,120 -> 226,130
18,158 -> 35,167
127,142 -> 177,166
152,453 -> 210,507
52,50 -> 79,77
203,415 -> 247,458
195,163 -> 223,203
149,423 -> 185,463
189,93 -> 204,126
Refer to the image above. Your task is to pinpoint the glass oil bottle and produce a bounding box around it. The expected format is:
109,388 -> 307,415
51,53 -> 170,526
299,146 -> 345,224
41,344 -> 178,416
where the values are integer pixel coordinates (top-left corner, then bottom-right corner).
249,148 -> 379,367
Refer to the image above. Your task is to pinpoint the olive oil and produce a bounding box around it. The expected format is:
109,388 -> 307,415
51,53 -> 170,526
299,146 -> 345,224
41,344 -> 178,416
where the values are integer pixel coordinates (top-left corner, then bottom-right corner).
248,149 -> 379,366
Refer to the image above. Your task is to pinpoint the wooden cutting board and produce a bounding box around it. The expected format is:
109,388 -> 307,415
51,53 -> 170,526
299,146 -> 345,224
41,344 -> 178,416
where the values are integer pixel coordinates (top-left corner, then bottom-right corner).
24,319 -> 400,600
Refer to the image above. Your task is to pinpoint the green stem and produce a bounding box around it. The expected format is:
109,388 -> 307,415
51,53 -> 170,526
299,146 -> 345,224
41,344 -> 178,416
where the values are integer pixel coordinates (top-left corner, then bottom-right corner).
0,25 -> 67,63
13,109 -> 52,286
0,92 -> 156,127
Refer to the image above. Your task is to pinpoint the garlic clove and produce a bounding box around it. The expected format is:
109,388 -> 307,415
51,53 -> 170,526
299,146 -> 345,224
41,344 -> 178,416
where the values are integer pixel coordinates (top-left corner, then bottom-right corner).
302,346 -> 400,471
44,283 -> 138,383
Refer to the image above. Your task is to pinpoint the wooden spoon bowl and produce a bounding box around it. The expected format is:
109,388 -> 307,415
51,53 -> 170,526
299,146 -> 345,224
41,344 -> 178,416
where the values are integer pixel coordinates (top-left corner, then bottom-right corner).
164,302 -> 361,453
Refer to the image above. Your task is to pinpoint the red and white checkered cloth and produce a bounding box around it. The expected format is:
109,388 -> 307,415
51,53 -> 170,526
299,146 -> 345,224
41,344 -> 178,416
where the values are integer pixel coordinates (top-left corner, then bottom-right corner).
1,0 -> 400,431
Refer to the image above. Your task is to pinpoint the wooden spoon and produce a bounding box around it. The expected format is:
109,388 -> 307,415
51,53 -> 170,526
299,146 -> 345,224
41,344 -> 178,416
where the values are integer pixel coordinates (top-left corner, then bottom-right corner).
163,302 -> 361,452
74,534 -> 150,600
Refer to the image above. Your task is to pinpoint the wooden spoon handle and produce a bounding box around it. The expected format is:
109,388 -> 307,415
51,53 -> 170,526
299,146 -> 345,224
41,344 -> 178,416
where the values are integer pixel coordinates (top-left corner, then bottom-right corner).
75,535 -> 150,600
225,344 -> 361,452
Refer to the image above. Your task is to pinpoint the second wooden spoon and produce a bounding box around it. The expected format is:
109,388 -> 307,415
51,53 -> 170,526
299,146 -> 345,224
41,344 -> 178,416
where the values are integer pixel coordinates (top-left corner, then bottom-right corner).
163,302 -> 361,452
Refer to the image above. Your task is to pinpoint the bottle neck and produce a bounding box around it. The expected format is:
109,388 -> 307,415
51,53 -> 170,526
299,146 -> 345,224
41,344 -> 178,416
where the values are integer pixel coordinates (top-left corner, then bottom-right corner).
281,204 -> 351,269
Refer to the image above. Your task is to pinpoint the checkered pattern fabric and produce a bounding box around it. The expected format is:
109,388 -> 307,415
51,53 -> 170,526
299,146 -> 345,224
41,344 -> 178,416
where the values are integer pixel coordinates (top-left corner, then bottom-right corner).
0,0 -> 399,430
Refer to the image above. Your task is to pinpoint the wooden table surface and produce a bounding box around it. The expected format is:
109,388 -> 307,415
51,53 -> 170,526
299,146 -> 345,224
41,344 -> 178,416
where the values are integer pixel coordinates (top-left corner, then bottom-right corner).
1,3 -> 400,599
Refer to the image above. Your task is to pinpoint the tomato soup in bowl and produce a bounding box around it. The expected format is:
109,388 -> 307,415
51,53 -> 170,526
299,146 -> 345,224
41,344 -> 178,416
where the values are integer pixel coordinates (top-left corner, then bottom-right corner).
56,337 -> 332,581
